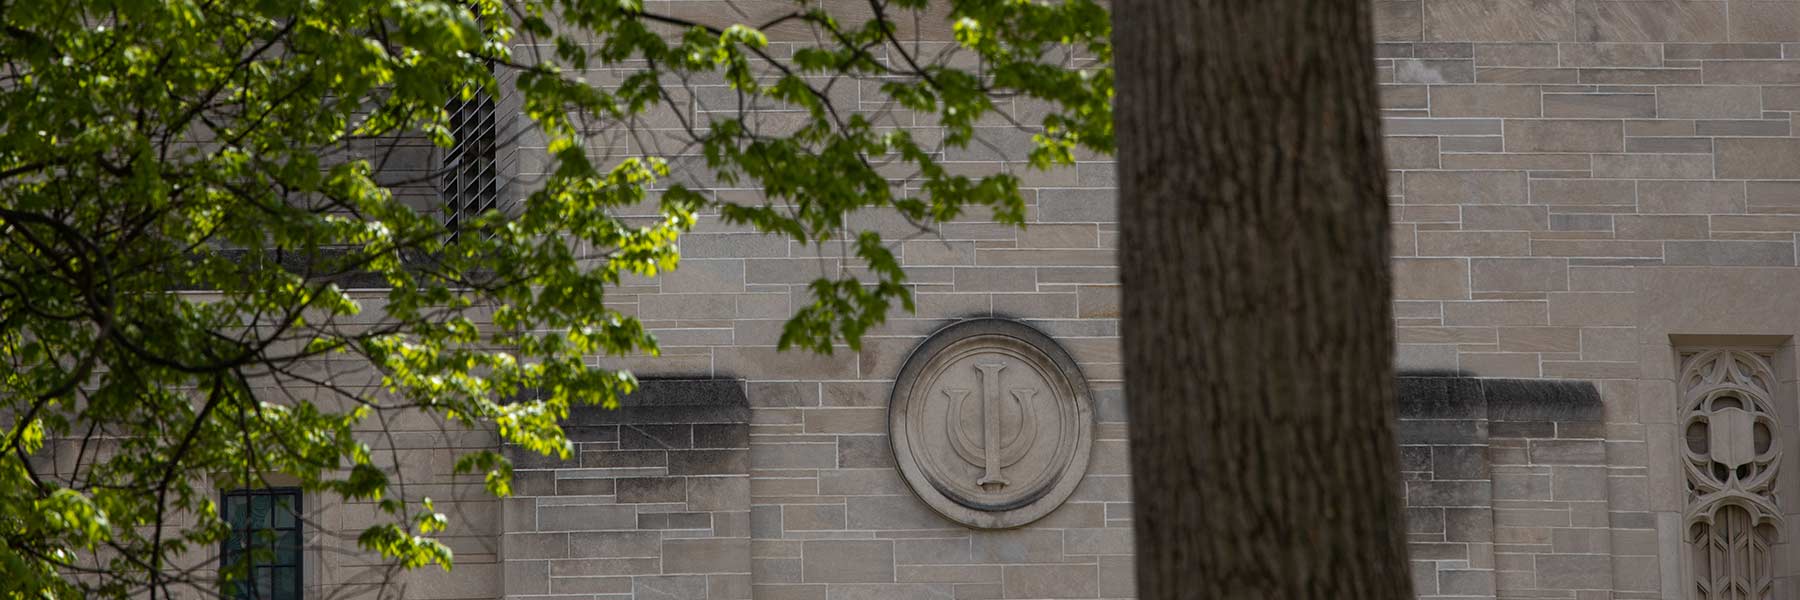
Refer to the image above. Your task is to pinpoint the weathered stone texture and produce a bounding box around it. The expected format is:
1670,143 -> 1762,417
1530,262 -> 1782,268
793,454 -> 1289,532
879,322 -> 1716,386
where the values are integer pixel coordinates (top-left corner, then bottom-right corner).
1380,5 -> 1800,595
501,381 -> 753,599
298,2 -> 1800,599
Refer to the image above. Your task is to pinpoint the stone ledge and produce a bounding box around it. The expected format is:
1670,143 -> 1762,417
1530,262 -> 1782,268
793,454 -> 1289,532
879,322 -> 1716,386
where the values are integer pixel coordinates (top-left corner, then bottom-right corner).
561,378 -> 750,426
1397,371 -> 1601,423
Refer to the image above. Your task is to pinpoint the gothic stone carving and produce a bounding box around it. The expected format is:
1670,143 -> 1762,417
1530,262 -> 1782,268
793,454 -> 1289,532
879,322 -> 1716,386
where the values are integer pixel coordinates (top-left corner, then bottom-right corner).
1681,349 -> 1783,600
889,319 -> 1093,529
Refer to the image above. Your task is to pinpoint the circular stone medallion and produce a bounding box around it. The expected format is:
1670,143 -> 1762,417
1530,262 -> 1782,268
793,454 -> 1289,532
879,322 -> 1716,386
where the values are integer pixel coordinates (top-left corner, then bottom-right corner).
889,319 -> 1094,529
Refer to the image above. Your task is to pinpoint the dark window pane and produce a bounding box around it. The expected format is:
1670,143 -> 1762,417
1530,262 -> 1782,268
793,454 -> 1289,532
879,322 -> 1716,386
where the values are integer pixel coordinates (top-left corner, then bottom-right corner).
272,567 -> 298,600
227,495 -> 248,528
273,496 -> 296,529
250,495 -> 272,529
275,530 -> 299,565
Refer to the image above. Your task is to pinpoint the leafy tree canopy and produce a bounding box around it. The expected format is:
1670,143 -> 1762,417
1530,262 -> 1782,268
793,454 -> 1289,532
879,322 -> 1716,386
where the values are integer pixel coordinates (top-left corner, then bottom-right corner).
0,0 -> 1110,597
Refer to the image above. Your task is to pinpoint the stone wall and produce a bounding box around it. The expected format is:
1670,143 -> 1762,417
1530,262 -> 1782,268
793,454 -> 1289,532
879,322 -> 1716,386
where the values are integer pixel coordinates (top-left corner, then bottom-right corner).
1397,375 -> 1614,600
207,2 -> 1800,599
500,380 -> 753,599
1373,3 -> 1800,599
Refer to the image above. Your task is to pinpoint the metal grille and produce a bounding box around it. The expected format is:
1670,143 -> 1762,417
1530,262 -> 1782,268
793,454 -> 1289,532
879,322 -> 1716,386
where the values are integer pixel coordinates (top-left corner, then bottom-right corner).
441,88 -> 498,241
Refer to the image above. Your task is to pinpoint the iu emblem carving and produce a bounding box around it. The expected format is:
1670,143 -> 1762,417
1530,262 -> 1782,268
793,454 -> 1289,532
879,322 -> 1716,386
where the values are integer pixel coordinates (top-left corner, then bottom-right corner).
889,319 -> 1093,529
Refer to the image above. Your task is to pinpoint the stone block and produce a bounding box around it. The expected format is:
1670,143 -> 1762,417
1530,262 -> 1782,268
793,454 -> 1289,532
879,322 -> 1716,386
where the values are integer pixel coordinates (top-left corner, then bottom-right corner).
1462,205 -> 1547,230
1407,507 -> 1445,535
1504,120 -> 1623,152
804,408 -> 886,434
1387,136 -> 1443,169
717,347 -> 860,380
847,494 -> 951,530
1530,179 -> 1634,206
617,477 -> 687,503
1065,528 -> 1133,556
695,423 -> 750,449
896,538 -> 971,565
1406,480 -> 1492,507
505,532 -> 570,560
710,573 -> 752,600
1484,380 -> 1602,422
665,538 -> 751,575
1422,0 -> 1579,42
670,449 -> 751,475
819,469 -> 909,496
638,511 -> 712,530
971,529 -> 1067,564
1718,138 -> 1800,179
1002,564 -> 1099,599
1439,569 -> 1495,596
782,504 -> 847,531
1530,440 -> 1606,465
504,559 -> 550,595
1552,466 -> 1609,501
1472,258 -> 1568,292
1665,241 -> 1796,267
1417,231 -> 1529,257
1658,86 -> 1764,118
1498,327 -> 1580,352
538,504 -> 639,532
1431,85 -> 1542,117
1580,1 -> 1727,43
1592,153 -> 1714,179
621,424 -> 693,450
1729,1 -> 1800,42
1614,215 -> 1706,240
1376,1 -> 1424,40
1394,258 -> 1471,299
550,557 -> 662,577
1037,189 -> 1115,222
1406,171 -> 1528,204
1432,445 -> 1491,480
1476,43 -> 1559,66
661,260 -> 746,293
580,448 -> 667,469
636,575 -> 710,600
1099,555 -> 1135,598
826,584 -> 955,600
1536,554 -> 1612,589
1444,301 -> 1547,326
1562,43 -> 1660,67
570,531 -> 661,558
1445,507 -> 1494,542
686,476 -> 748,512
802,540 -> 895,583
1399,419 -> 1488,445
1492,467 -> 1552,500
1543,93 -> 1653,118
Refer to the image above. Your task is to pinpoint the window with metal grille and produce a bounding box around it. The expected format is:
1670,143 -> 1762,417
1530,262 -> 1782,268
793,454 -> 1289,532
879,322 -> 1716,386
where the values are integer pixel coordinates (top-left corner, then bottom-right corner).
220,488 -> 302,600
441,87 -> 498,241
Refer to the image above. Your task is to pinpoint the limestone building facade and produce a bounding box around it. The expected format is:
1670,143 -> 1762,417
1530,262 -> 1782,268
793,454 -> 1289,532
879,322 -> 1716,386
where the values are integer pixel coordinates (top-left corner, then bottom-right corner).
169,2 -> 1800,600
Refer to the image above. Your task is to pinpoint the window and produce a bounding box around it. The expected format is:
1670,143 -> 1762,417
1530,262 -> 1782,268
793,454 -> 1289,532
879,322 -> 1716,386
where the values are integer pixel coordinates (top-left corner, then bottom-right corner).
440,85 -> 498,241
221,488 -> 302,600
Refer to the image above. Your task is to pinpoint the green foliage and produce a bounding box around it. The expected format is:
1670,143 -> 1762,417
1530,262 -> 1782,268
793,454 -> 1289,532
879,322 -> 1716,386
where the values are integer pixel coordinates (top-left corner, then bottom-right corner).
0,0 -> 1111,598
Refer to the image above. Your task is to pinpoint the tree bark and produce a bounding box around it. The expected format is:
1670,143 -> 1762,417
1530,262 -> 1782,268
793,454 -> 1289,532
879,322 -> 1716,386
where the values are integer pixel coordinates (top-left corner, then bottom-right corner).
1113,1 -> 1410,597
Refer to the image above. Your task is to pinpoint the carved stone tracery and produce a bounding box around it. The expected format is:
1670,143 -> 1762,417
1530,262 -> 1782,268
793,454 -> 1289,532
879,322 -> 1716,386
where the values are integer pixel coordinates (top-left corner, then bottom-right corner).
1681,350 -> 1783,600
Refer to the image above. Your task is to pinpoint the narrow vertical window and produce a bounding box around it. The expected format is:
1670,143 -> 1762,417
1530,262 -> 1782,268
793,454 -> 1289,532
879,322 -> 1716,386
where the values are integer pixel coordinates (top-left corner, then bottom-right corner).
441,83 -> 497,242
1681,350 -> 1782,600
221,488 -> 302,600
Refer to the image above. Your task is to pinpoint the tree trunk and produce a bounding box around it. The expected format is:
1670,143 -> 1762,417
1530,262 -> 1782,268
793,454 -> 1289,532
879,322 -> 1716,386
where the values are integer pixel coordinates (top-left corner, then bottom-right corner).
1113,1 -> 1410,597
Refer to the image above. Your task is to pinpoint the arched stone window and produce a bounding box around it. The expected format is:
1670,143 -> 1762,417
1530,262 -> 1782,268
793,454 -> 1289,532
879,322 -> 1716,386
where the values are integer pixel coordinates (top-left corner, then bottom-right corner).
1681,350 -> 1783,600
